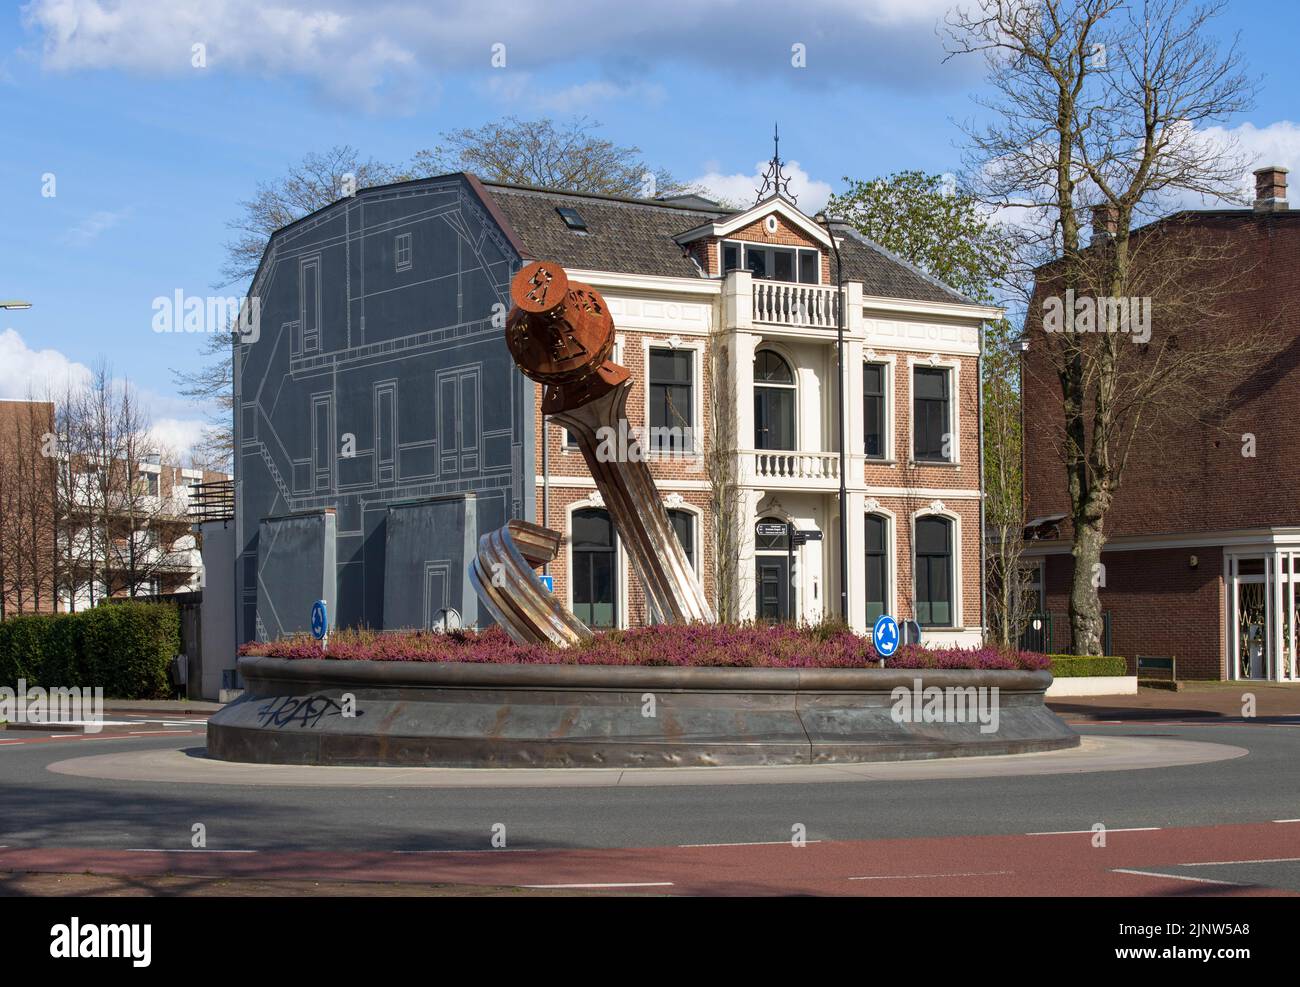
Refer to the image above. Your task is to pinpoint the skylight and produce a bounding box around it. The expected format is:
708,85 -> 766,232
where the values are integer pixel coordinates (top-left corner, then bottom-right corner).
556,207 -> 588,232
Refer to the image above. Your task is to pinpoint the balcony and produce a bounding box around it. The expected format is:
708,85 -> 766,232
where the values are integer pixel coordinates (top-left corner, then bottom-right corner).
752,280 -> 841,329
741,449 -> 842,489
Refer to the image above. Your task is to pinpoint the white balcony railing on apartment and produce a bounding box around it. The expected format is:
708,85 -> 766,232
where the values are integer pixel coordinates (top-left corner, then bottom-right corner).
752,280 -> 841,329
744,450 -> 841,485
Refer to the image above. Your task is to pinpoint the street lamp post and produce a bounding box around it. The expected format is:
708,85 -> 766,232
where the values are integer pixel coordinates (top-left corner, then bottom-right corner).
815,211 -> 849,623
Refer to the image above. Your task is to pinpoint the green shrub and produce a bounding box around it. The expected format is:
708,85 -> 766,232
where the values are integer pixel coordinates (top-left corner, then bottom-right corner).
0,602 -> 179,698
1048,654 -> 1128,678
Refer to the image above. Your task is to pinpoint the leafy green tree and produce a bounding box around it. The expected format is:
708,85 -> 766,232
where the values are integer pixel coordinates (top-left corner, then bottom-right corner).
826,171 -> 1011,303
829,170 -> 1028,644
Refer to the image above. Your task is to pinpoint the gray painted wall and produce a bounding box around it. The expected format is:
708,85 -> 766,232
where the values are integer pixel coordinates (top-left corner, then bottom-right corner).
198,520 -> 236,699
234,175 -> 532,642
256,510 -> 337,639
383,494 -> 479,630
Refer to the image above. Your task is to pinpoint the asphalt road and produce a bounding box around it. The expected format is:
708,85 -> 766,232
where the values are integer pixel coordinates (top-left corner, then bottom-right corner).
1,716 -> 1297,894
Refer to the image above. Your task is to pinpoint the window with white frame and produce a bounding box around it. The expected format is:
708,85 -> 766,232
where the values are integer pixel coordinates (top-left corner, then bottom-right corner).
865,513 -> 889,624
864,362 -> 887,459
722,240 -> 819,284
915,515 -> 954,627
667,508 -> 695,571
913,366 -> 953,462
648,347 -> 694,454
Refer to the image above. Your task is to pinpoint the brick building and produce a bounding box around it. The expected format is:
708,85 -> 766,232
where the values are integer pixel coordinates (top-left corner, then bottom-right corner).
237,171 -> 998,643
1021,166 -> 1300,680
492,181 -> 997,642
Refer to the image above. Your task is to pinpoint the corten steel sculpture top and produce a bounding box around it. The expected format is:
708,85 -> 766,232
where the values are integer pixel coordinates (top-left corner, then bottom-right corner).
470,261 -> 715,646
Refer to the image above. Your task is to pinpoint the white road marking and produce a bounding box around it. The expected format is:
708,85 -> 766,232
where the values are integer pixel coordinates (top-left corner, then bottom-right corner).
1112,868 -> 1246,886
1027,827 -> 1160,836
1272,819 -> 1300,824
522,882 -> 673,889
0,741 -> 25,746
1181,856 -> 1300,867
848,870 -> 1012,881
677,840 -> 822,848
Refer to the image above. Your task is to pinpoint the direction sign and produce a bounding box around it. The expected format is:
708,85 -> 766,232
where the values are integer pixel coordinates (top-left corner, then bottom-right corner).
539,574 -> 555,593
873,614 -> 899,658
311,600 -> 328,641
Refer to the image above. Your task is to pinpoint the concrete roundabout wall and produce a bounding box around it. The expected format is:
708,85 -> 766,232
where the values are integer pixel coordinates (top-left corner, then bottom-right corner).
206,657 -> 1079,768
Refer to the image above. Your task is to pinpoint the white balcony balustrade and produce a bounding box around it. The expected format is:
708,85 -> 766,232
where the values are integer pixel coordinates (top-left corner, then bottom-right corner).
741,449 -> 842,488
752,280 -> 841,329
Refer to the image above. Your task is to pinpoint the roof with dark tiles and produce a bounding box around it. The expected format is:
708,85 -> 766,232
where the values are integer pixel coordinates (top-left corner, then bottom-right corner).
478,179 -> 977,306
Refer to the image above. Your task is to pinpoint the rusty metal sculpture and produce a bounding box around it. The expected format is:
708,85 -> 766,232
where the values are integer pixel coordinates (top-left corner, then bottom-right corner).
473,260 -> 715,645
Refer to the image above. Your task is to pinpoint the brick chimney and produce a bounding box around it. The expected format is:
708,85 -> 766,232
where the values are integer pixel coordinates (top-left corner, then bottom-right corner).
1091,204 -> 1118,240
1253,165 -> 1289,212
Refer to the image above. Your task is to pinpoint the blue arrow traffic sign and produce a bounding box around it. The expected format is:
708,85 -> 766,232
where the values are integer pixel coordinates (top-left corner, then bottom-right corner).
311,600 -> 328,640
873,614 -> 899,658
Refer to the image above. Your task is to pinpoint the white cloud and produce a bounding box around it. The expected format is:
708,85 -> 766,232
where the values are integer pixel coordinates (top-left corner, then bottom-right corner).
21,0 -> 969,107
690,159 -> 834,213
0,329 -> 208,460
0,326 -> 91,396
63,207 -> 130,246
1186,120 -> 1300,207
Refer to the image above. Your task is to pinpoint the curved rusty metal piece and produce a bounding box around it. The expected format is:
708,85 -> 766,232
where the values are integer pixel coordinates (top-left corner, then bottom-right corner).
551,380 -> 714,625
469,519 -> 593,647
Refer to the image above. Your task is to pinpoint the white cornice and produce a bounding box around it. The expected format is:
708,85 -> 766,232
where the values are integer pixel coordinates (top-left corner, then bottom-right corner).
862,294 -> 1003,322
1021,526 -> 1300,555
563,268 -> 721,296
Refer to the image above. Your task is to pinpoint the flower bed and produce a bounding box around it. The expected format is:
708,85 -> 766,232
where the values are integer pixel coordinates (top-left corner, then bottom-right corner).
240,623 -> 1049,671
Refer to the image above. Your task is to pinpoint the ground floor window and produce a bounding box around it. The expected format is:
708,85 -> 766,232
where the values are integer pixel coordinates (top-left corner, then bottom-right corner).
865,514 -> 887,624
572,508 -> 617,628
915,515 -> 953,627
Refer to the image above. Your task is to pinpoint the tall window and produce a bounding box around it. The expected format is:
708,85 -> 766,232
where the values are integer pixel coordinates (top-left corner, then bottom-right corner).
915,516 -> 954,627
572,508 -> 617,628
667,509 -> 695,570
865,514 -> 888,624
913,366 -> 951,462
648,348 -> 694,454
754,350 -> 796,450
864,363 -> 885,459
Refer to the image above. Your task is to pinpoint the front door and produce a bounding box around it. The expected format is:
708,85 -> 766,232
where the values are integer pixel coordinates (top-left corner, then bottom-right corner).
756,557 -> 793,623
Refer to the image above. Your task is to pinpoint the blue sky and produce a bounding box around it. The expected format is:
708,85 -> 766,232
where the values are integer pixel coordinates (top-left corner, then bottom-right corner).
1,0 -> 1296,459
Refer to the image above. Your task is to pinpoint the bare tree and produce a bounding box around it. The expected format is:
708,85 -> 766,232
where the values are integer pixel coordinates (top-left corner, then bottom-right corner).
949,0 -> 1266,654
412,116 -> 685,198
707,328 -> 744,622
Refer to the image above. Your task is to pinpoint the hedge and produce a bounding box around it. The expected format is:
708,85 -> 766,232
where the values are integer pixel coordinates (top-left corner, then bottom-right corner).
1048,654 -> 1128,678
0,602 -> 180,699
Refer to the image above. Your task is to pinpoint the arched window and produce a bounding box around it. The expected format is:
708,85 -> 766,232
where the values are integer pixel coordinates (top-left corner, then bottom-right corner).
865,514 -> 888,625
915,515 -> 953,627
754,350 -> 796,450
667,508 -> 695,570
572,508 -> 617,628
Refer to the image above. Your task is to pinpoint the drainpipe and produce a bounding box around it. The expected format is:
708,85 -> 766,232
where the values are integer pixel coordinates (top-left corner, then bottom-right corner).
978,321 -> 987,645
542,411 -> 550,575
822,219 -> 849,623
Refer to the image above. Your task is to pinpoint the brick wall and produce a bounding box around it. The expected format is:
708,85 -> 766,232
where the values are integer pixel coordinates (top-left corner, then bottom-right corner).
1024,213 -> 1300,538
1036,546 -> 1225,679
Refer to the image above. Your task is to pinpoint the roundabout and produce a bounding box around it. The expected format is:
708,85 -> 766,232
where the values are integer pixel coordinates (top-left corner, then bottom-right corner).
205,656 -> 1080,767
